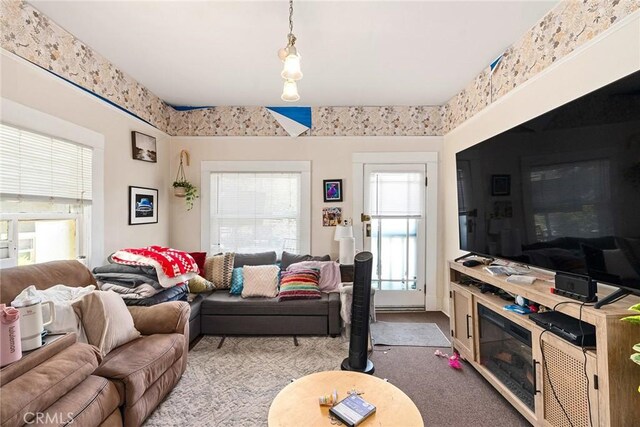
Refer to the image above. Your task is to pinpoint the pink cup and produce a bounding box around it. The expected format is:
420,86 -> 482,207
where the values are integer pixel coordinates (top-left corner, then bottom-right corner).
0,303 -> 22,367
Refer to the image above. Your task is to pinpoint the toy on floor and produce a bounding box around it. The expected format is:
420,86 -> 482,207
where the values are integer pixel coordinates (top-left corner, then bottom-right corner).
434,349 -> 463,370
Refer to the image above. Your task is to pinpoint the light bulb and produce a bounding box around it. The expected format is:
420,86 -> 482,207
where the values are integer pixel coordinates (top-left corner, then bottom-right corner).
281,52 -> 303,81
281,80 -> 300,102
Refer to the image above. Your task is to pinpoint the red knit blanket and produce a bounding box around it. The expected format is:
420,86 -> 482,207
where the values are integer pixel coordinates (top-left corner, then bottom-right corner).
111,246 -> 199,288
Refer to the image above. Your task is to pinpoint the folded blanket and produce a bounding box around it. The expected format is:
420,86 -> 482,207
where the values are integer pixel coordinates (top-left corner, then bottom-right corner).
92,272 -> 162,289
111,246 -> 198,288
93,263 -> 158,276
123,284 -> 188,306
99,281 -> 161,299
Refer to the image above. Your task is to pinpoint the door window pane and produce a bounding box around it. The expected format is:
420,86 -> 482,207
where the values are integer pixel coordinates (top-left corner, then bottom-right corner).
371,218 -> 418,291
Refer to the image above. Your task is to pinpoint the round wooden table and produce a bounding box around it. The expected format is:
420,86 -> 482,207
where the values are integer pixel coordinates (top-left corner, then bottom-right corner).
268,370 -> 424,427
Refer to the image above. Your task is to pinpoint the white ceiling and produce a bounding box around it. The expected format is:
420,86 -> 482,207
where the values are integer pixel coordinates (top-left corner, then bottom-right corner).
29,0 -> 558,107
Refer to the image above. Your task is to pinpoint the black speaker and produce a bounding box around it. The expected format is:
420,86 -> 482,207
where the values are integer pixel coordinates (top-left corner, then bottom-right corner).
341,251 -> 375,375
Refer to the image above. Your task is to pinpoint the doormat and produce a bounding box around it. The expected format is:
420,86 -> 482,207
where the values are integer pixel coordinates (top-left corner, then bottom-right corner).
370,321 -> 451,347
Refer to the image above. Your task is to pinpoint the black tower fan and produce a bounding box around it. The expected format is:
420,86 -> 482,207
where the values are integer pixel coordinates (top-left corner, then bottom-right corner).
341,251 -> 375,374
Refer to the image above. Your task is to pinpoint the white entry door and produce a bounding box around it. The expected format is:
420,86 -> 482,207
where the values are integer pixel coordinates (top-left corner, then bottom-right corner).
363,164 -> 426,308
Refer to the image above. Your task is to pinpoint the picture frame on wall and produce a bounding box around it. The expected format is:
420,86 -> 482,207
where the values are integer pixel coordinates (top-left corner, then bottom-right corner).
131,131 -> 157,163
129,186 -> 158,225
323,179 -> 343,202
322,207 -> 342,226
491,174 -> 511,196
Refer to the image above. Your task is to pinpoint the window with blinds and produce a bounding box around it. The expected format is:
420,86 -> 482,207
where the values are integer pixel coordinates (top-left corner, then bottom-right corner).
210,172 -> 302,253
0,123 -> 92,202
0,123 -> 93,267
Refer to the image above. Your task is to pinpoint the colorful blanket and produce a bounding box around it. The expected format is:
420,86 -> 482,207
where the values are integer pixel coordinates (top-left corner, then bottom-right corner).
110,246 -> 198,288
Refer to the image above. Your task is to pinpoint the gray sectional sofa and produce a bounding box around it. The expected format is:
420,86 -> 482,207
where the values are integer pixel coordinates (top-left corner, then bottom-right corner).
187,251 -> 343,342
200,291 -> 341,336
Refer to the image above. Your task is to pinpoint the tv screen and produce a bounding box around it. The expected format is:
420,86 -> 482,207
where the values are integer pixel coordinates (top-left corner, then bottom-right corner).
456,70 -> 640,295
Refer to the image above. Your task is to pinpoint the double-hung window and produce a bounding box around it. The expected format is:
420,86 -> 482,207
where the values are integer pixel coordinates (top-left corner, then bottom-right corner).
0,123 -> 93,267
202,161 -> 311,254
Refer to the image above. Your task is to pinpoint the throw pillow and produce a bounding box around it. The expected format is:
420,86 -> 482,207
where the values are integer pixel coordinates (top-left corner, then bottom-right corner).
279,268 -> 321,301
189,251 -> 207,275
280,251 -> 331,271
204,252 -> 235,289
241,265 -> 280,298
233,251 -> 278,268
188,275 -> 215,293
72,290 -> 140,356
229,267 -> 244,295
287,260 -> 341,292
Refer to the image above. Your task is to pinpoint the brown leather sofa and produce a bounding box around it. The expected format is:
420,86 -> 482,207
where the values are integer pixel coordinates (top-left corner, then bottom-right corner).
0,260 -> 190,427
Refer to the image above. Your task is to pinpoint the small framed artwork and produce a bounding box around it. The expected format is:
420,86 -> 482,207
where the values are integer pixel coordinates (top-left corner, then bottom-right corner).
322,207 -> 342,226
131,131 -> 157,163
323,179 -> 343,202
491,175 -> 511,196
129,186 -> 158,225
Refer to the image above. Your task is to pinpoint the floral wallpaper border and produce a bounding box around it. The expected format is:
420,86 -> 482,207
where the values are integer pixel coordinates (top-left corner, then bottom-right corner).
1,0 -> 638,137
168,106 -> 443,137
441,0 -> 639,133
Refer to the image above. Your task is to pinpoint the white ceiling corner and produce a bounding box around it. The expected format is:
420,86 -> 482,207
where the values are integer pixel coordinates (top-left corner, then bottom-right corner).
28,0 -> 559,107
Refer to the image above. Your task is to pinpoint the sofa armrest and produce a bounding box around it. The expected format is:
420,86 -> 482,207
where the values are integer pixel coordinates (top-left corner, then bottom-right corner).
127,301 -> 190,336
0,343 -> 101,427
328,292 -> 341,336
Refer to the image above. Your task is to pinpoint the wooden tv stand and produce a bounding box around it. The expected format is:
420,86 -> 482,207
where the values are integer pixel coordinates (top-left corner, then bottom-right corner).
448,261 -> 640,427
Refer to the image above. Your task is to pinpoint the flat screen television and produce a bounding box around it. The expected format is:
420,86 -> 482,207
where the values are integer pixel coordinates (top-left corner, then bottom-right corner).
456,69 -> 640,307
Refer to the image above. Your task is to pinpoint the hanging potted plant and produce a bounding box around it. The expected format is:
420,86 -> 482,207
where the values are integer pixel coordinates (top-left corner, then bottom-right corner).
173,150 -> 199,210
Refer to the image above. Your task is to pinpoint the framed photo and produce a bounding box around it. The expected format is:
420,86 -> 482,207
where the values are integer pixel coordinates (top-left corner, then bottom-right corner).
323,179 -> 343,202
129,186 -> 158,225
322,207 -> 342,227
131,131 -> 157,163
491,175 -> 511,196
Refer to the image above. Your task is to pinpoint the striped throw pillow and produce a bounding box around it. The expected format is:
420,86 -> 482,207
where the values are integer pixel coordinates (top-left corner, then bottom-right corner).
204,252 -> 235,289
279,268 -> 321,301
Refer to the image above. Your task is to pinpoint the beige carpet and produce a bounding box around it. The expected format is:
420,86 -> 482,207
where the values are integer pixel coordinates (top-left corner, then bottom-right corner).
144,336 -> 350,426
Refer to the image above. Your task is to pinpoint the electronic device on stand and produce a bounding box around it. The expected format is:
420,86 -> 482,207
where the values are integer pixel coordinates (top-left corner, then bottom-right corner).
341,251 -> 375,375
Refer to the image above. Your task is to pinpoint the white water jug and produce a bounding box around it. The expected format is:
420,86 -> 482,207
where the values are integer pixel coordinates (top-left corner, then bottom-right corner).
11,297 -> 55,351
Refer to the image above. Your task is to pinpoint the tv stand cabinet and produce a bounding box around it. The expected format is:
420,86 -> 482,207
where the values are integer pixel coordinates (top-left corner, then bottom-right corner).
448,261 -> 640,427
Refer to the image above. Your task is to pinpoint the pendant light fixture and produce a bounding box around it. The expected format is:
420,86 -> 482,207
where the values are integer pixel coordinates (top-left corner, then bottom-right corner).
279,0 -> 302,102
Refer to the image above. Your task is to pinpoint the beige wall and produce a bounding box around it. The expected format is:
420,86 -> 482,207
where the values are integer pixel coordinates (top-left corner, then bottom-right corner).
169,136 -> 443,254
441,12 -> 640,313
0,52 -> 171,260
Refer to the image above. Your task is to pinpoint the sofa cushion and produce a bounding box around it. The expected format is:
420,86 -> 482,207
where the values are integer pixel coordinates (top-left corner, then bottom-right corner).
72,291 -> 141,356
280,251 -> 331,271
202,291 -> 330,316
229,267 -> 244,295
288,260 -> 342,292
279,268 -> 322,301
0,260 -> 97,305
39,375 -> 121,426
188,275 -> 215,293
188,251 -> 207,274
204,252 -> 235,289
94,333 -> 185,407
233,251 -> 277,268
242,265 -> 280,298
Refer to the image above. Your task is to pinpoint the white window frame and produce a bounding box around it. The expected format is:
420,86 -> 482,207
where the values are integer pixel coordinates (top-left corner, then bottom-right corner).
201,161 -> 311,255
1,98 -> 105,267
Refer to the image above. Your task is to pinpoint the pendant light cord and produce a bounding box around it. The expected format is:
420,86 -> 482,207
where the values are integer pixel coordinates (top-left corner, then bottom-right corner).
288,0 -> 296,47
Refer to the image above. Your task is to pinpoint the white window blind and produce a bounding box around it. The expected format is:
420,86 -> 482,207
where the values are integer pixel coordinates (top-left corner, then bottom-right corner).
0,123 -> 92,202
210,172 -> 302,253
369,172 -> 422,216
